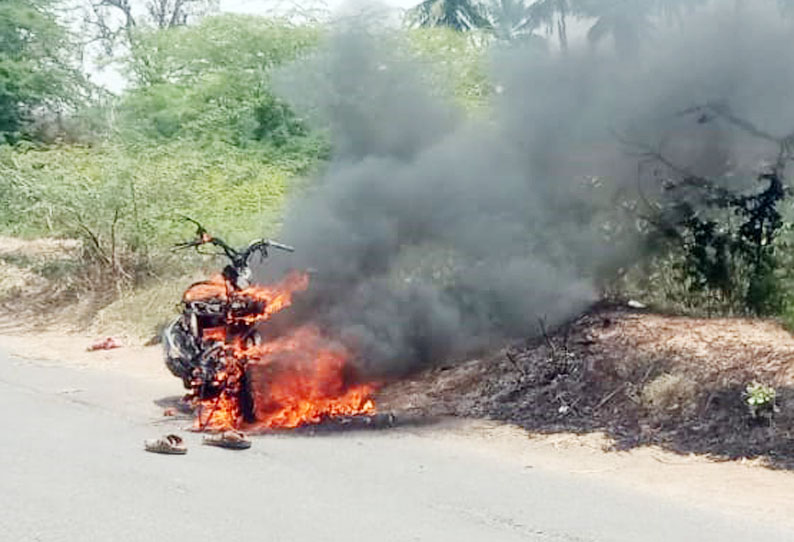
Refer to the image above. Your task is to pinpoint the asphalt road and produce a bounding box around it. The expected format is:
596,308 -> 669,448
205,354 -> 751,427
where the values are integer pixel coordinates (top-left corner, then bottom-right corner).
2,351 -> 792,542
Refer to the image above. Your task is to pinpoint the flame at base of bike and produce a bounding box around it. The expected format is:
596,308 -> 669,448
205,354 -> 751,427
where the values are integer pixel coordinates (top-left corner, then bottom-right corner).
196,390 -> 242,431
164,220 -> 377,433
196,326 -> 376,432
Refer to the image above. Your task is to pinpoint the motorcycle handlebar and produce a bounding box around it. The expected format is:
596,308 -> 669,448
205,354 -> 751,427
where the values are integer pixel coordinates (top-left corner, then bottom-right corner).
174,217 -> 295,258
265,240 -> 294,252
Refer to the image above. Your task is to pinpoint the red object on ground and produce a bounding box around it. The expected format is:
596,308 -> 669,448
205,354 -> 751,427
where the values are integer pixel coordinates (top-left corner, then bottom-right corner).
87,337 -> 123,351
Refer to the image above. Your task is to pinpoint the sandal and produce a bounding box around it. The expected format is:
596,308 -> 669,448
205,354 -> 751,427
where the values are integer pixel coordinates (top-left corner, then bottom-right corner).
202,430 -> 251,450
144,434 -> 187,454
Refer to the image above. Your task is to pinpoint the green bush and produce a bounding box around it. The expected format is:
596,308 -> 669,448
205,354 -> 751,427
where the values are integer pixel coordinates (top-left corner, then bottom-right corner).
744,381 -> 777,421
0,141 -> 292,289
0,0 -> 89,142
119,15 -> 324,157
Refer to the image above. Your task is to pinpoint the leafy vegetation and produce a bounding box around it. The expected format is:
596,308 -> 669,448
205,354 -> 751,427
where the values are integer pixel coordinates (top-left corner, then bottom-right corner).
406,0 -> 710,54
0,0 -> 89,142
407,0 -> 492,31
0,12 -> 331,320
0,11 -> 494,329
0,141 -> 291,285
744,381 -> 777,422
2,1 -> 794,337
120,15 -> 324,156
615,102 -> 794,319
658,157 -> 788,316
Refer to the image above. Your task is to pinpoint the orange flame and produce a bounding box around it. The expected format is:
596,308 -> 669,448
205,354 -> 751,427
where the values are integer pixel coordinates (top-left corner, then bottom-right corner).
187,270 -> 376,431
242,271 -> 310,321
243,326 -> 376,430
197,393 -> 241,431
184,270 -> 309,312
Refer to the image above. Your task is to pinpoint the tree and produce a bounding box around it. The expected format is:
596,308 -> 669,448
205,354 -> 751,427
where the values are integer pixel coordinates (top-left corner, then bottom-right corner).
578,0 -> 709,55
146,0 -> 208,27
575,0 -> 650,57
498,0 -> 709,56
524,0 -> 570,50
486,0 -> 539,42
0,0 -> 87,142
634,104 -> 793,314
118,15 -> 321,151
83,0 -> 216,54
407,0 -> 493,31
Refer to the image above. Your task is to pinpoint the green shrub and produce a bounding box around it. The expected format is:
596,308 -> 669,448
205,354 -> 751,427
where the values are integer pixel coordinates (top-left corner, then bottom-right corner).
119,15 -> 323,155
0,0 -> 89,142
744,381 -> 777,421
0,141 -> 292,292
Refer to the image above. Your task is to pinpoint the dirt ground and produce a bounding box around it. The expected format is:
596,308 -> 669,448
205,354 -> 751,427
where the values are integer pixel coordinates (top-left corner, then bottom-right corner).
0,324 -> 793,529
380,304 -> 794,469
3,236 -> 794,525
0,235 -> 105,332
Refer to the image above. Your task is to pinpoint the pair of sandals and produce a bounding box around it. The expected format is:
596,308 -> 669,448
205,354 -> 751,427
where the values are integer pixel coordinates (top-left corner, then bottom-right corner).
144,431 -> 251,454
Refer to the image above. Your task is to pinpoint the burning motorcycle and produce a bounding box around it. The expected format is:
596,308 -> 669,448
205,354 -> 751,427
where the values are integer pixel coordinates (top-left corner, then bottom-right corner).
162,217 -> 295,427
163,217 -> 378,432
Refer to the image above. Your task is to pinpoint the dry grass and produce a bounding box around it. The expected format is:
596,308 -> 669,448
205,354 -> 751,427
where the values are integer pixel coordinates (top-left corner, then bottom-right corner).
0,235 -> 203,340
590,312 -> 794,389
380,305 -> 794,467
640,373 -> 698,419
0,235 -> 80,259
0,259 -> 42,298
89,275 -> 203,341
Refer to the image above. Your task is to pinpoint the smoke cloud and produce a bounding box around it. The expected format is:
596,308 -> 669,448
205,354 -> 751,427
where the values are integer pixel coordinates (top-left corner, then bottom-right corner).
260,1 -> 794,376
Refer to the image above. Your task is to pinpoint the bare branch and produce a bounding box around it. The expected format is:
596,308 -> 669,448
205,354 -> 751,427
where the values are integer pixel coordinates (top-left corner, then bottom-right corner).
678,103 -> 781,144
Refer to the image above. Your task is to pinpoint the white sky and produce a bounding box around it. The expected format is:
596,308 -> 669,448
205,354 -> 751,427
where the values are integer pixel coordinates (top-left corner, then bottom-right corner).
219,0 -> 420,14
90,0 -> 420,91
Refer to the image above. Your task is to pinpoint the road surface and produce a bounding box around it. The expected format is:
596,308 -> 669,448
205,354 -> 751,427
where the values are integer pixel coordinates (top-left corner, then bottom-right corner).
1,350 -> 792,542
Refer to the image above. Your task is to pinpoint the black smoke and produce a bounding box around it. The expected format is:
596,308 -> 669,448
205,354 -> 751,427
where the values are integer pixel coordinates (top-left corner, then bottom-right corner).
259,1 -> 794,376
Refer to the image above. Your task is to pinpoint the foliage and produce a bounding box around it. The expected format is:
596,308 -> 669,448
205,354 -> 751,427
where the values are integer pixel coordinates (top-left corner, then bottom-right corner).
744,381 -> 777,421
144,0 -> 217,28
406,0 -> 548,42
407,0 -> 493,31
0,141 -> 292,291
119,14 -> 325,161
637,105 -> 792,316
0,0 -> 88,142
571,0 -> 705,55
673,170 -> 786,315
457,0 -> 711,51
521,0 -> 571,48
81,0 -> 218,56
0,14 -> 501,322
11,7 -> 794,333
482,0 -> 529,41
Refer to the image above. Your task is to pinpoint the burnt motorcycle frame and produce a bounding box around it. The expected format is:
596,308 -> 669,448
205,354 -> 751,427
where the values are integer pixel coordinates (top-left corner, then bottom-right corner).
163,217 -> 294,426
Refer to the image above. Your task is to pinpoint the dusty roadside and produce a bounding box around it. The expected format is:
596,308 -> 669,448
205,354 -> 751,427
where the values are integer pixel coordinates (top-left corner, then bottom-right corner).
381,306 -> 794,467
427,419 -> 794,531
2,234 -> 793,530
1,324 -> 793,531
0,328 -> 167,381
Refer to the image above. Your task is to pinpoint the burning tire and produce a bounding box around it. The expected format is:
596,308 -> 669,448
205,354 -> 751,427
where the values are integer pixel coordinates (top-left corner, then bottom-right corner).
162,318 -> 197,389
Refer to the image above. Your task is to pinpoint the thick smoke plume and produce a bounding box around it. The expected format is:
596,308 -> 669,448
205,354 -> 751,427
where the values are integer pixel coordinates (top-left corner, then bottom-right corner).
261,1 -> 794,376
